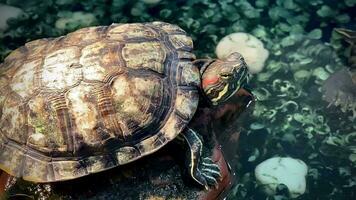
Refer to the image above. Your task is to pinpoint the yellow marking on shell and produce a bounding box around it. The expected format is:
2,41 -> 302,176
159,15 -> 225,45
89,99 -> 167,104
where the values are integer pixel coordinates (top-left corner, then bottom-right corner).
211,84 -> 229,104
122,42 -> 166,74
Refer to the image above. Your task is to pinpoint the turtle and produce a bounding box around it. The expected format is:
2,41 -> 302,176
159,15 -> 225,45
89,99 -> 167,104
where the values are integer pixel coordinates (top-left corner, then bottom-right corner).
0,21 -> 248,189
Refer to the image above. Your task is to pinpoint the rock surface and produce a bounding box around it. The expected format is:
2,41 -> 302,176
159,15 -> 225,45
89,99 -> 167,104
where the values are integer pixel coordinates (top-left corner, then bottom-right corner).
55,11 -> 97,31
0,4 -> 23,31
2,145 -> 230,200
215,33 -> 269,74
255,157 -> 308,198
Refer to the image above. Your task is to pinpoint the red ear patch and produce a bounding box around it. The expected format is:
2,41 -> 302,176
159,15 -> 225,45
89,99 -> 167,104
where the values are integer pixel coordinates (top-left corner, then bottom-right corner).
202,76 -> 219,88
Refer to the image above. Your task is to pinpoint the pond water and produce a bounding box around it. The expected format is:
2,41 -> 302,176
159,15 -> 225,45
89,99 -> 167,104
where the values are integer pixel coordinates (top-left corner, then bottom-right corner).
0,0 -> 355,199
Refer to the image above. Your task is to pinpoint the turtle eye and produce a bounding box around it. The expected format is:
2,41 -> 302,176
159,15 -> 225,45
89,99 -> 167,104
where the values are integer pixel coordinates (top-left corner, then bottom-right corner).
220,73 -> 232,79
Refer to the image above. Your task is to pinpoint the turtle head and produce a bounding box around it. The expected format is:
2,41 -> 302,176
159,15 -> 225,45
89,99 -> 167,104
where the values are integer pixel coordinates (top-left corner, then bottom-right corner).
201,52 -> 249,105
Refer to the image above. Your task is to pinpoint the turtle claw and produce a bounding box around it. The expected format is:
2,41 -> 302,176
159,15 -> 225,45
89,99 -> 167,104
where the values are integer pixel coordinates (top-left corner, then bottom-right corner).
203,174 -> 218,187
199,157 -> 222,188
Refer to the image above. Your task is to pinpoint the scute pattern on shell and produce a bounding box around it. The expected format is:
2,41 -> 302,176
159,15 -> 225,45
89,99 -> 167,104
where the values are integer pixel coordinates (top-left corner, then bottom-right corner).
0,22 -> 200,182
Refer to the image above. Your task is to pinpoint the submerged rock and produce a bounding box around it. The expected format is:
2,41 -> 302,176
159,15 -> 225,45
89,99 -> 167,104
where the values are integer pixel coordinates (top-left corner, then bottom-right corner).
55,12 -> 97,32
0,4 -> 23,31
215,33 -> 269,74
255,157 -> 308,198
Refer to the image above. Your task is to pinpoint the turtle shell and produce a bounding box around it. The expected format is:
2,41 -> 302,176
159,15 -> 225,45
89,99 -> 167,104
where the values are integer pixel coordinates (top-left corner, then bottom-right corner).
0,22 -> 201,182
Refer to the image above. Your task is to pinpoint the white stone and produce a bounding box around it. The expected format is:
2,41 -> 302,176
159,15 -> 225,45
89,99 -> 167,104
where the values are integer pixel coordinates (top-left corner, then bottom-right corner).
0,4 -> 23,31
55,12 -> 97,31
216,32 -> 269,74
255,157 -> 308,198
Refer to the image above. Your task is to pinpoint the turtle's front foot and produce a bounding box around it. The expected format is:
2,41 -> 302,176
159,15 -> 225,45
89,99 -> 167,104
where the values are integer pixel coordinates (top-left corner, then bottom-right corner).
199,157 -> 222,188
179,128 -> 222,189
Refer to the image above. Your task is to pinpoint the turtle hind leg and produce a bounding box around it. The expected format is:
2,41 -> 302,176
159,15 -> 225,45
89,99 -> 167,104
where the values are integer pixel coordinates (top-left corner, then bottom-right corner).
179,128 -> 221,189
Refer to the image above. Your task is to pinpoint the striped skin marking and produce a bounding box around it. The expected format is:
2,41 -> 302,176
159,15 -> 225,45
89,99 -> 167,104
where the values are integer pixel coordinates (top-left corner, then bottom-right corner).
211,84 -> 229,104
180,129 -> 222,188
181,128 -> 206,187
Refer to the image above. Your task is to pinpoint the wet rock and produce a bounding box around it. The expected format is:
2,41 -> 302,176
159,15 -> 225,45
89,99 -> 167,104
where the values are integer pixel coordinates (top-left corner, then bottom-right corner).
0,4 -> 23,31
1,143 -> 231,200
215,33 -> 269,74
255,157 -> 308,198
55,12 -> 97,32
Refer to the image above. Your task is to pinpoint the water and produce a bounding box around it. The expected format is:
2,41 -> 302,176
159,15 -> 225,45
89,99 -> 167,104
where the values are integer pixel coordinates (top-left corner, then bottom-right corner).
0,0 -> 355,199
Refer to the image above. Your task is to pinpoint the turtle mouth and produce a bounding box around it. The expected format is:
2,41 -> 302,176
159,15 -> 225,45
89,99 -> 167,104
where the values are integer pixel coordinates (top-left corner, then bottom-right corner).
226,66 -> 248,99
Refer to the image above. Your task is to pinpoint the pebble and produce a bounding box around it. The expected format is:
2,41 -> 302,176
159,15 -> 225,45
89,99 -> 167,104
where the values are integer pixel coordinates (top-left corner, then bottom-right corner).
216,32 -> 269,74
255,157 -> 308,198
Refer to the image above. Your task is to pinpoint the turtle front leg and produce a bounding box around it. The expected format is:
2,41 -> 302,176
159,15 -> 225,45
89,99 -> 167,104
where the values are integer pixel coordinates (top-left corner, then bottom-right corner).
179,128 -> 221,189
